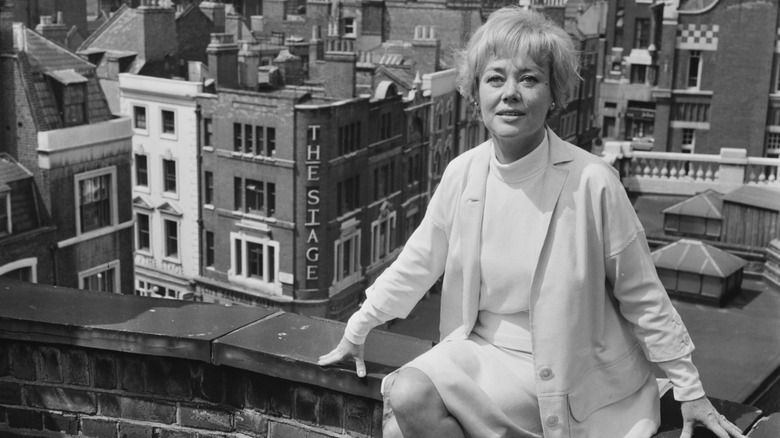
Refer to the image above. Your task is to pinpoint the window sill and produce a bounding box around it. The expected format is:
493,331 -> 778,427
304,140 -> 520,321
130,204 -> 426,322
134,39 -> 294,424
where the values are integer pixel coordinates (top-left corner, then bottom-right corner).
60,220 -> 134,249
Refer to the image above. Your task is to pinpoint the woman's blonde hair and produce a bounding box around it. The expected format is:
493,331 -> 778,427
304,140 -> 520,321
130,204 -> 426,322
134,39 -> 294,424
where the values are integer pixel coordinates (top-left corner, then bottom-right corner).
455,6 -> 581,116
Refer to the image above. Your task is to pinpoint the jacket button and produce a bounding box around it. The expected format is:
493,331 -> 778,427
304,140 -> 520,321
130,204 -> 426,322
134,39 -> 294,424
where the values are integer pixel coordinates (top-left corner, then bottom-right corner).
539,367 -> 554,380
545,415 -> 559,427
683,335 -> 690,345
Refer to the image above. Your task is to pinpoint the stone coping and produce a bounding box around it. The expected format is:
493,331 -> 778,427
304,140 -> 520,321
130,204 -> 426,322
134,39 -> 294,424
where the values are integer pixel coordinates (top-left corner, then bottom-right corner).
0,277 -> 433,401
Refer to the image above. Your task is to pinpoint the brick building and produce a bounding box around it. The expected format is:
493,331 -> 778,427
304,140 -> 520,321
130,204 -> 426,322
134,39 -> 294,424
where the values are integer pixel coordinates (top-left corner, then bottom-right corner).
0,8 -> 135,293
600,0 -> 780,157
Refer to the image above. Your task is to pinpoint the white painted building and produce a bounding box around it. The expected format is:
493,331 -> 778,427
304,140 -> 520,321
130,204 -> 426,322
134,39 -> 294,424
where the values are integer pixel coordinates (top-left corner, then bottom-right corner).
119,73 -> 204,300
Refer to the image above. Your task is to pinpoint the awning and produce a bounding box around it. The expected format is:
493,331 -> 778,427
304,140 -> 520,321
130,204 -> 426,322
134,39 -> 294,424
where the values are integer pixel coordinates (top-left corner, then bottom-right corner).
624,49 -> 652,66
45,69 -> 88,85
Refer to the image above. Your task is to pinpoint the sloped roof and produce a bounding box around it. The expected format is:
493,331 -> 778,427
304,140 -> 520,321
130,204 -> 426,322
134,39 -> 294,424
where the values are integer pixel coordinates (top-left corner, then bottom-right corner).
662,189 -> 723,219
652,239 -> 747,278
79,4 -> 131,51
723,186 -> 780,212
0,154 -> 33,184
22,27 -> 93,72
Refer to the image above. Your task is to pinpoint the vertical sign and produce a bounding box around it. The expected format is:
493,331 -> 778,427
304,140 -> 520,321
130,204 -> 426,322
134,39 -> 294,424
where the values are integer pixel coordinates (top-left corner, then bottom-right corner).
305,125 -> 321,282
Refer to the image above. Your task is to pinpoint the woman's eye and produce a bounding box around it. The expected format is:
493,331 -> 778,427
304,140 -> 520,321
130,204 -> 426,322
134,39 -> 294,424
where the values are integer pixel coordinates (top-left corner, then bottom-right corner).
486,75 -> 504,85
521,75 -> 539,84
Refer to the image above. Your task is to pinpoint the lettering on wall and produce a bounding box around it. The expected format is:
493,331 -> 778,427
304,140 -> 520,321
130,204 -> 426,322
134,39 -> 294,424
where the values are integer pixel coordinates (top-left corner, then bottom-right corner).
305,126 -> 321,282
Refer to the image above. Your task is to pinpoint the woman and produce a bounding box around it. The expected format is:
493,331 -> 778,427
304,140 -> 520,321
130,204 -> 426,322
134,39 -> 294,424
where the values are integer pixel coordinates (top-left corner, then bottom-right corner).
319,7 -> 745,438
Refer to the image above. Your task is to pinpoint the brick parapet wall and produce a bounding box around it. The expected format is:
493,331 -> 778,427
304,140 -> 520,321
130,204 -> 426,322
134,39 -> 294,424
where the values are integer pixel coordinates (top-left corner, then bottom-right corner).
0,278 -> 432,438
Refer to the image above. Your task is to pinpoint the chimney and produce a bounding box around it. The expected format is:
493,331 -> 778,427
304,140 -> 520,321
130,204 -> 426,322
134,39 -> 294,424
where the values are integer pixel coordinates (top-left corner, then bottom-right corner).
200,1 -> 226,33
207,33 -> 239,88
273,49 -> 303,86
411,25 -> 440,74
35,14 -> 68,46
138,1 -> 177,62
320,38 -> 356,99
1,0 -> 14,53
238,40 -> 259,89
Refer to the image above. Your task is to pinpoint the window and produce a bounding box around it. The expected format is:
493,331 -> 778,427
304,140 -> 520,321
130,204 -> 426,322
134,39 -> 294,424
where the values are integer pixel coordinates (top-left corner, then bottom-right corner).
255,126 -> 265,155
234,123 -> 243,152
767,132 -> 780,155
634,18 -> 650,49
381,113 -> 392,139
161,109 -> 176,135
79,261 -> 119,293
603,116 -> 616,138
54,83 -> 86,127
76,168 -> 116,234
0,193 -> 10,236
373,161 -> 395,200
164,218 -> 179,259
344,17 -> 356,37
204,171 -> 214,205
135,154 -> 148,187
136,212 -> 151,252
267,127 -> 276,156
162,159 -> 177,194
235,178 -> 276,216
630,64 -> 647,84
406,153 -> 422,185
337,175 -> 360,216
335,230 -> 361,282
339,122 -> 361,155
244,124 -> 253,154
371,212 -> 397,264
682,129 -> 695,151
205,231 -> 215,267
687,51 -> 701,89
231,233 -> 278,285
133,106 -> 147,131
404,209 -> 420,242
203,117 -> 213,146
614,13 -> 624,48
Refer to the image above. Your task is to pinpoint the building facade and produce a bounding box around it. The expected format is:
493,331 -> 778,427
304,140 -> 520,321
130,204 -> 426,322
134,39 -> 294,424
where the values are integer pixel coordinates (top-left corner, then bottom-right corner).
0,17 -> 134,293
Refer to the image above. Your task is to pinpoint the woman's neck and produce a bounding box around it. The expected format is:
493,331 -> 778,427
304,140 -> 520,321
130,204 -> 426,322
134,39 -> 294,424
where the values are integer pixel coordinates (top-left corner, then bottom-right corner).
492,128 -> 546,164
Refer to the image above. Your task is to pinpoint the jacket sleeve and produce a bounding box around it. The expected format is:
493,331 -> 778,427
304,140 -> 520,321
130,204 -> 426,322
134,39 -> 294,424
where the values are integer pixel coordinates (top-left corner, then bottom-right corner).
361,164 -> 455,319
599,169 -> 696,362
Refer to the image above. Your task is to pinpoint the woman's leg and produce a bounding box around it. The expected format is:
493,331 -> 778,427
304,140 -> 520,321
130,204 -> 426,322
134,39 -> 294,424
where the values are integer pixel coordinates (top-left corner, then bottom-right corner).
385,368 -> 466,438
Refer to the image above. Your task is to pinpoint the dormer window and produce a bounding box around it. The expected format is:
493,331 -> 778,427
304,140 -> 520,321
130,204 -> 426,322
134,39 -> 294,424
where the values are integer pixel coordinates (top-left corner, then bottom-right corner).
46,69 -> 88,127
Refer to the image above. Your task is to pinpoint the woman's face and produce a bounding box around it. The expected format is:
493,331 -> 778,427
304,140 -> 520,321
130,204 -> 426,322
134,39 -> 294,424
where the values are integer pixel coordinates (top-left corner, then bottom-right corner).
478,54 -> 553,163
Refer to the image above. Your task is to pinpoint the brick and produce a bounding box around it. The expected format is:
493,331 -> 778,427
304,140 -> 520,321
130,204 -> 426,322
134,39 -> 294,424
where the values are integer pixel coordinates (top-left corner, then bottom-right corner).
10,344 -> 36,381
293,386 -> 318,425
98,394 -> 176,424
38,347 -> 63,383
7,408 -> 42,430
26,386 -> 97,414
43,412 -> 79,434
344,396 -> 371,437
0,342 -> 9,376
94,354 -> 117,389
195,364 -> 227,404
265,378 -> 292,418
147,358 -> 191,398
118,422 -> 154,438
316,392 -> 343,432
0,406 -> 6,423
65,349 -> 90,386
268,421 -> 306,438
81,417 -> 117,437
179,405 -> 233,432
0,381 -> 22,405
224,369 -> 246,409
118,357 -> 145,393
235,409 -> 268,435
155,429 -> 198,438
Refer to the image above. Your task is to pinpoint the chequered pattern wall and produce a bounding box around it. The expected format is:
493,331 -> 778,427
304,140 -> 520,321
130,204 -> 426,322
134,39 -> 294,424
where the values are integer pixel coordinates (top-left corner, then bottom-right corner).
676,24 -> 719,51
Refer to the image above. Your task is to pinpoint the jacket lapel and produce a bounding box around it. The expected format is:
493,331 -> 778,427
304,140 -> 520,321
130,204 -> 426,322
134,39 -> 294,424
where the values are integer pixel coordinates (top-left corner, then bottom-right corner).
459,143 -> 491,330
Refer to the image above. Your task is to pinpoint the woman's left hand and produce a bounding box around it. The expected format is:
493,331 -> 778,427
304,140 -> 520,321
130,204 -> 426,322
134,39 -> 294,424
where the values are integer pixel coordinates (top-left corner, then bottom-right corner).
680,396 -> 747,438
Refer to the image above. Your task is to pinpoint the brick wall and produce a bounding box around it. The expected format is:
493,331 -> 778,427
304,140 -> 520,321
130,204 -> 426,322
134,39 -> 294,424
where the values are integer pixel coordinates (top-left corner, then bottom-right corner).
0,277 -> 434,437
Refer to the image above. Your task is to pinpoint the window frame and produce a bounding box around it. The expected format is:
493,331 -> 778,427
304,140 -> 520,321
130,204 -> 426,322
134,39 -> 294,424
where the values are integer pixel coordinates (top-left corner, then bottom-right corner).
343,17 -> 357,38
78,260 -> 120,293
74,167 -> 118,236
162,158 -> 178,196
160,108 -> 177,138
229,232 -> 280,286
163,217 -> 180,261
204,171 -> 214,205
687,50 -> 702,89
334,229 -> 361,283
135,211 -> 152,254
371,211 -> 397,264
0,191 -> 10,236
134,153 -> 149,188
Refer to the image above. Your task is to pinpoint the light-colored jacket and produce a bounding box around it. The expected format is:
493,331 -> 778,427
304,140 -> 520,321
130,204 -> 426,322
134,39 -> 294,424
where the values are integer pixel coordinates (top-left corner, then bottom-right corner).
364,128 -> 694,437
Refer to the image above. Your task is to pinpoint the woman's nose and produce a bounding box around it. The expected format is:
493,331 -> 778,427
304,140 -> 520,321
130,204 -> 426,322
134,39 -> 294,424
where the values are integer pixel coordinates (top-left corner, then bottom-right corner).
501,80 -> 520,102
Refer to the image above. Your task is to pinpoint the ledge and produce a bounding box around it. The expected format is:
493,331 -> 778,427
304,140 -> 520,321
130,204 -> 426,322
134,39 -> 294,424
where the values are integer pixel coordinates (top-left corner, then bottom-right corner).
0,277 -> 433,401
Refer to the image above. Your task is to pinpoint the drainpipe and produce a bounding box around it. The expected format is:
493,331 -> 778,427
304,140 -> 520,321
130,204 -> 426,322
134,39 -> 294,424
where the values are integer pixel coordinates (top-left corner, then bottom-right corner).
195,104 -> 203,301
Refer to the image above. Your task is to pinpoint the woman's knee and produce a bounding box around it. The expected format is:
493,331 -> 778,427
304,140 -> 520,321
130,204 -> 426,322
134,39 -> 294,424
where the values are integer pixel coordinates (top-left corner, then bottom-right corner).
389,368 -> 443,417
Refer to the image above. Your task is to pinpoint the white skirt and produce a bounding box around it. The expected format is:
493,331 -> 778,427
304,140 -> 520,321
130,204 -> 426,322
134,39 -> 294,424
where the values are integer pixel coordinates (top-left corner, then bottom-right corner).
382,333 -> 660,438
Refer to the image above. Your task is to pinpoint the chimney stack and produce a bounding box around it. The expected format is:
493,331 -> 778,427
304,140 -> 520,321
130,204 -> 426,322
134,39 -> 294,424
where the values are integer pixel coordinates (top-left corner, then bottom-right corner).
200,1 -> 226,33
411,25 -> 440,74
35,14 -> 69,46
1,0 -> 15,54
238,40 -> 259,89
320,38 -> 356,99
274,49 -> 303,86
207,33 -> 239,89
